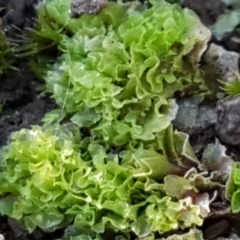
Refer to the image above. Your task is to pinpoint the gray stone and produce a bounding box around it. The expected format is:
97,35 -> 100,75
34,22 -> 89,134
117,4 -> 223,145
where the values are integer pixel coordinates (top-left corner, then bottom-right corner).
173,95 -> 217,135
71,0 -> 108,17
216,96 -> 240,146
201,43 -> 240,93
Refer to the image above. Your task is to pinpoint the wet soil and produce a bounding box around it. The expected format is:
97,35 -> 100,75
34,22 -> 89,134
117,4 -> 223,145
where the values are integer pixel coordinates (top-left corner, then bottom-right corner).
0,0 -> 240,239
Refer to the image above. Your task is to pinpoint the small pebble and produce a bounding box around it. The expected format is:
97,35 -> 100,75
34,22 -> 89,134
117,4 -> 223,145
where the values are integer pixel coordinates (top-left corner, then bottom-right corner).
71,0 -> 108,17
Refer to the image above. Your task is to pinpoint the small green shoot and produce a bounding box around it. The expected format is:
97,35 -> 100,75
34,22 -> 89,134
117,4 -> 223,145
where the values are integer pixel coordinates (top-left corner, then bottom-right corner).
219,74 -> 240,96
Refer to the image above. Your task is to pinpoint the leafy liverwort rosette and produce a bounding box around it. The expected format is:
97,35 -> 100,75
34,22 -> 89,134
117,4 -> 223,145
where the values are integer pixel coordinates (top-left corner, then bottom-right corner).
0,126 -> 204,236
35,0 -> 211,146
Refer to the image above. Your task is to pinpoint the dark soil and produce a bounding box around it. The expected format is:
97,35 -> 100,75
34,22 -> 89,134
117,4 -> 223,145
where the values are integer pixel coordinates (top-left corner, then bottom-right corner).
0,61 -> 55,147
0,0 -> 37,31
182,0 -> 225,27
0,0 -> 240,239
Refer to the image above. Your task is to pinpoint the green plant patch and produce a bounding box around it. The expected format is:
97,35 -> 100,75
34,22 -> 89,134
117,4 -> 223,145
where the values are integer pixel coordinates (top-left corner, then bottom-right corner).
0,0 -> 216,239
0,126 -> 203,236
31,0 -> 209,148
220,77 -> 240,96
0,31 -> 16,74
226,163 -> 240,213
